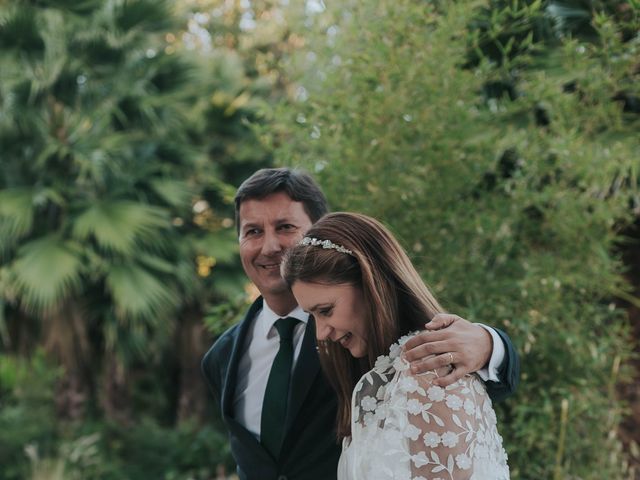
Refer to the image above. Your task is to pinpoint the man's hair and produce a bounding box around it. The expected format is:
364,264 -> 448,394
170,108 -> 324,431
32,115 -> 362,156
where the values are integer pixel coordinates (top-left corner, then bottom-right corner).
234,168 -> 329,232
282,212 -> 444,440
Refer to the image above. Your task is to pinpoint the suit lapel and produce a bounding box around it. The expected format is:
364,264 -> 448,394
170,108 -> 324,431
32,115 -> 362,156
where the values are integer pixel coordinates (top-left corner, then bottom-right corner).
220,298 -> 322,460
284,316 -> 321,432
221,297 -> 263,420
219,297 -> 274,463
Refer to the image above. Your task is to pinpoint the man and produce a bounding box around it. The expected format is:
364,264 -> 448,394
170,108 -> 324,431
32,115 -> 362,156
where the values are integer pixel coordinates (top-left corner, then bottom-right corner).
201,168 -> 519,480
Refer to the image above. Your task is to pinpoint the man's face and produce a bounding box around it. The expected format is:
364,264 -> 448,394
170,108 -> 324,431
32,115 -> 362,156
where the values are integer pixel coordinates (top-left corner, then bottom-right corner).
238,192 -> 314,301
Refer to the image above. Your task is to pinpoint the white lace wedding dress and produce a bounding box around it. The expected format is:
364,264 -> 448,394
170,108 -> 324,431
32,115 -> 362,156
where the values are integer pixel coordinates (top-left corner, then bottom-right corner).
337,334 -> 510,480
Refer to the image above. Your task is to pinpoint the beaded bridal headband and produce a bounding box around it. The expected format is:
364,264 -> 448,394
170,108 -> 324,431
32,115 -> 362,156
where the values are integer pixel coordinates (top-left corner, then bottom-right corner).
300,236 -> 354,256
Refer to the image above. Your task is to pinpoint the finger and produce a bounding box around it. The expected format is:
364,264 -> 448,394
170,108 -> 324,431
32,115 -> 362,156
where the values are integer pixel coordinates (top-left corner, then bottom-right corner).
403,340 -> 450,363
425,314 -> 457,330
431,366 -> 467,387
402,331 -> 430,351
410,351 -> 455,374
410,329 -> 454,343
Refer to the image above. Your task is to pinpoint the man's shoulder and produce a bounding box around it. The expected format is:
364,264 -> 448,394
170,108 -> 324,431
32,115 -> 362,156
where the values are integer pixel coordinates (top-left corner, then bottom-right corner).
203,322 -> 242,365
203,297 -> 262,362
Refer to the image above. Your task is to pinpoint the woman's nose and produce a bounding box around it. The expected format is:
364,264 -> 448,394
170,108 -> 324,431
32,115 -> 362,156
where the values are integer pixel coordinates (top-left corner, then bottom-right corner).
315,321 -> 332,341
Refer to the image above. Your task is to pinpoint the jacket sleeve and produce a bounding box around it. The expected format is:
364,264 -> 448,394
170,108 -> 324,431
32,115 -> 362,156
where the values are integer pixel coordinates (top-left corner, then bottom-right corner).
484,327 -> 520,403
201,330 -> 235,407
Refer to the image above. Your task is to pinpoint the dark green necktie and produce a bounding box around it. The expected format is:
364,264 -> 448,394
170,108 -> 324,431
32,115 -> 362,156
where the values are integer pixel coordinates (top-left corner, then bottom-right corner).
261,317 -> 299,459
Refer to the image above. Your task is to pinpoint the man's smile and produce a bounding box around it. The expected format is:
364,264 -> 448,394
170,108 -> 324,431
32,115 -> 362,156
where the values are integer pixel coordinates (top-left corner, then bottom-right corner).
258,261 -> 281,270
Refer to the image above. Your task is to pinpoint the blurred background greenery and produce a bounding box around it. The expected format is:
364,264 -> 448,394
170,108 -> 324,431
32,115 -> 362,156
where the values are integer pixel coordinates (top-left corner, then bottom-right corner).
0,0 -> 638,479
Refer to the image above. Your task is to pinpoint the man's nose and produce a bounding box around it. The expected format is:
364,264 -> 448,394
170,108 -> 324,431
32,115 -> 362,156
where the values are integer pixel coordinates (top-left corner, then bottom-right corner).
261,230 -> 282,255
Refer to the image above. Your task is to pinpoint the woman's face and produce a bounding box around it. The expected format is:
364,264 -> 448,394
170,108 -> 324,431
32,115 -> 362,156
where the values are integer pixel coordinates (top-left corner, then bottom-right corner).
291,281 -> 368,358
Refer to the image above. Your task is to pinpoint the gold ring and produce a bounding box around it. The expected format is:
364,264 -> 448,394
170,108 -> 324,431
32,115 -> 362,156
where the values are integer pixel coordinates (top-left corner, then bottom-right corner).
448,352 -> 454,365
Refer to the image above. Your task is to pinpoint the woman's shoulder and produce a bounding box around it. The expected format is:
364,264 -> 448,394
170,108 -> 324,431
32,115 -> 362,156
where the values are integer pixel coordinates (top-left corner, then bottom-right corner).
356,331 -> 485,401
353,332 -> 424,405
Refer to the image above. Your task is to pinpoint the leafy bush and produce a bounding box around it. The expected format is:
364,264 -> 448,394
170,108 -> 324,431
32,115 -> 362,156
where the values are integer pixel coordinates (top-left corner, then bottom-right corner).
270,0 -> 638,478
95,420 -> 233,480
0,352 -> 59,480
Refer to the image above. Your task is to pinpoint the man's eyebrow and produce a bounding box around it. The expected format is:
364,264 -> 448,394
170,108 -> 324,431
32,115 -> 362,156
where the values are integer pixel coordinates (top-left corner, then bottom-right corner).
241,222 -> 260,230
275,217 -> 297,224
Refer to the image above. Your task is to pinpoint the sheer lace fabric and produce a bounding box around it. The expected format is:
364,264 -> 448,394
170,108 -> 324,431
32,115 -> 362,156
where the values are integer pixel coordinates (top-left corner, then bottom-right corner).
337,334 -> 510,480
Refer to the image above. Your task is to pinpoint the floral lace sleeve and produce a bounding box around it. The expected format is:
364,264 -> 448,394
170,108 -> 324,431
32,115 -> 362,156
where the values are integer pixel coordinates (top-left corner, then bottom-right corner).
346,335 -> 509,480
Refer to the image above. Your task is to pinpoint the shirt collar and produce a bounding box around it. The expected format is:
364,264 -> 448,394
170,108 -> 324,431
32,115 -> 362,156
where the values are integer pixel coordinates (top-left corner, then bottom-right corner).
259,300 -> 309,339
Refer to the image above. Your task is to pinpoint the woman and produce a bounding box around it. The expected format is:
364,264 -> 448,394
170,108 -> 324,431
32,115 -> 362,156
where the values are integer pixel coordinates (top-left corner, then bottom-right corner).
282,212 -> 509,480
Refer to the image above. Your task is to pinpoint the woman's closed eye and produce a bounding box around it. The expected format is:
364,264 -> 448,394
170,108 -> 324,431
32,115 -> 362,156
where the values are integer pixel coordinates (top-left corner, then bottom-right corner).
317,306 -> 333,317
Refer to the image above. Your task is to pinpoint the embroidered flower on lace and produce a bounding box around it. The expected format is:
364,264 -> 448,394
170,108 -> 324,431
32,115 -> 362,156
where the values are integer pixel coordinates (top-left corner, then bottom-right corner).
412,452 -> 429,468
399,376 -> 420,393
345,332 -> 510,480
455,453 -> 472,470
374,354 -> 392,370
464,398 -> 475,415
473,379 -> 485,394
423,431 -> 440,448
361,395 -> 377,412
404,424 -> 421,441
456,453 -> 471,470
441,431 -> 459,448
363,411 -> 376,427
445,394 -> 463,410
389,342 -> 402,358
393,355 -> 407,372
407,398 -> 423,415
427,385 -> 445,402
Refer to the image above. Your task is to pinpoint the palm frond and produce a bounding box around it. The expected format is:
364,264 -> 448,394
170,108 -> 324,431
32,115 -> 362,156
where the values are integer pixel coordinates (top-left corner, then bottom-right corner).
192,231 -> 238,264
33,0 -> 103,16
112,0 -> 174,35
0,188 -> 35,247
136,252 -> 175,274
148,178 -> 194,208
10,236 -> 85,314
0,7 -> 45,55
105,262 -> 179,320
72,200 -> 170,255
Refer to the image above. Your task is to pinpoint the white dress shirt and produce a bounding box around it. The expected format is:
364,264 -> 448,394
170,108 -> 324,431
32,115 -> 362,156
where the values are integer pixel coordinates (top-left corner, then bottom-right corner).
233,300 -> 505,440
233,302 -> 309,441
476,324 -> 505,383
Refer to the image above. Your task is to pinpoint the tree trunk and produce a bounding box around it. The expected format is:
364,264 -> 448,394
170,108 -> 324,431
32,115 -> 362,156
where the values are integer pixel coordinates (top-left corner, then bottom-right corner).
176,306 -> 210,424
100,349 -> 132,425
617,217 -> 640,479
42,301 -> 91,421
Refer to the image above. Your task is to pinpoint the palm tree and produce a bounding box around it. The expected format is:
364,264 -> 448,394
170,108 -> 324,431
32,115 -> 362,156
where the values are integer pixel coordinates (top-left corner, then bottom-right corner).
0,0 -> 230,422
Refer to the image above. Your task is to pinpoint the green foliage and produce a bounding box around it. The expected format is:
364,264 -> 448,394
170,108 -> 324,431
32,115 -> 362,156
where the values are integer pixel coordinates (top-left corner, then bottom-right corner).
0,350 -> 233,480
0,0 -> 252,475
271,0 -> 638,478
99,420 -> 232,480
0,352 -> 60,480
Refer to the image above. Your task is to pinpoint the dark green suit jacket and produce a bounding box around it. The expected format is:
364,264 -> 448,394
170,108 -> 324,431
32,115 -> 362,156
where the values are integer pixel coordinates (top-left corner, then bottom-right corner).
201,297 -> 520,480
201,298 -> 341,480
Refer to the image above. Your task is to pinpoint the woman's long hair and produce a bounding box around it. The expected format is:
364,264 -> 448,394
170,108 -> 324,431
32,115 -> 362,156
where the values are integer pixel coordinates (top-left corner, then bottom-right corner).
281,212 -> 444,439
